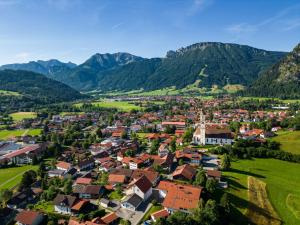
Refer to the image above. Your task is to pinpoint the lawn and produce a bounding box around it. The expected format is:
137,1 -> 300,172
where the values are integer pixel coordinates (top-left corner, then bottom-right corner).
223,158 -> 300,225
0,129 -> 42,140
271,130 -> 300,154
108,190 -> 124,200
75,100 -> 142,112
9,112 -> 37,122
0,165 -> 38,190
141,204 -> 163,222
0,90 -> 21,96
34,200 -> 54,213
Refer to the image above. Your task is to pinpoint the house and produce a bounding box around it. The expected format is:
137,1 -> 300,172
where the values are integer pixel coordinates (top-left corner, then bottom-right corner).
73,185 -> 103,199
7,189 -> 35,209
172,164 -> 196,181
157,181 -> 202,213
108,174 -> 126,185
131,169 -> 160,186
158,143 -> 169,157
75,177 -> 93,185
48,169 -> 66,178
0,144 -> 44,165
15,210 -> 44,225
122,176 -> 152,211
100,198 -> 110,208
206,170 -> 221,182
56,161 -> 72,171
101,212 -> 119,225
76,159 -> 95,171
161,121 -> 186,130
121,194 -> 143,211
130,175 -> 152,200
151,209 -> 169,222
151,153 -> 174,172
175,149 -> 202,165
53,194 -> 77,215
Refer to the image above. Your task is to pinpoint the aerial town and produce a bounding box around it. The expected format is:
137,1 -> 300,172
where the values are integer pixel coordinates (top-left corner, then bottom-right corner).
1,96 -> 299,225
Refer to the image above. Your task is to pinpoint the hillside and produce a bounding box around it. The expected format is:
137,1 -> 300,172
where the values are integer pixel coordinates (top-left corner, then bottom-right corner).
52,52 -> 145,90
95,42 -> 286,92
0,70 -> 85,111
244,43 -> 300,99
0,59 -> 76,77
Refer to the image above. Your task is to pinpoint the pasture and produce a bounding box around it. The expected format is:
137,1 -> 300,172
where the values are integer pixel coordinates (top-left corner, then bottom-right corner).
0,129 -> 42,140
0,165 -> 38,190
223,158 -> 300,225
271,130 -> 300,154
9,112 -> 37,122
75,100 -> 143,112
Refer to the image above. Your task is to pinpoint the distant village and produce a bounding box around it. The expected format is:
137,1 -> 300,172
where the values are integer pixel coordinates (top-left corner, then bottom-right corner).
0,96 -> 298,225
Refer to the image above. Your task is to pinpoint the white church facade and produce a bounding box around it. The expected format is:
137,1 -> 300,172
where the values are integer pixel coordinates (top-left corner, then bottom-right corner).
193,110 -> 234,145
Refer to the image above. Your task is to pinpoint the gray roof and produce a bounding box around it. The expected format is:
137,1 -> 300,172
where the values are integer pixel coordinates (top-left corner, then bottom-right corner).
123,194 -> 143,208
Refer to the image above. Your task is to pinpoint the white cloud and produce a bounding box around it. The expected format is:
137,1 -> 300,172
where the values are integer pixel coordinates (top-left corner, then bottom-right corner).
188,0 -> 214,15
15,52 -> 30,61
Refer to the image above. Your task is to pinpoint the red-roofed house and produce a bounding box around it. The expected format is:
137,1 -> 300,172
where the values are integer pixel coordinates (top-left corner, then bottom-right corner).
15,210 -> 44,225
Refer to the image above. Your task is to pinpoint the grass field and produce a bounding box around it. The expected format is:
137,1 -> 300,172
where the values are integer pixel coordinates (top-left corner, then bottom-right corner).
0,129 -> 42,140
0,165 -> 38,190
75,100 -> 143,112
9,112 -> 37,122
34,200 -> 54,213
286,194 -> 300,220
0,90 -> 21,96
271,130 -> 300,154
246,176 -> 281,225
223,158 -> 300,225
239,97 -> 300,103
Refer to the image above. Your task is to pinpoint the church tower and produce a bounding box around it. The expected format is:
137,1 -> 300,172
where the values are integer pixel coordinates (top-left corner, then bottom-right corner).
193,100 -> 206,145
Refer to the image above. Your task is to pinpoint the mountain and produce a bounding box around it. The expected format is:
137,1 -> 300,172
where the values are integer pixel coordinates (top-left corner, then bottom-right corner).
95,42 -> 286,92
243,43 -> 300,99
51,52 -> 145,90
0,59 -> 76,77
0,43 -> 286,92
0,70 -> 85,110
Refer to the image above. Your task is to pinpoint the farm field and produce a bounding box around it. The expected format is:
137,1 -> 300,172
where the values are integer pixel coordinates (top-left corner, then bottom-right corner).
0,129 -> 42,140
271,130 -> 300,154
223,158 -> 300,225
0,165 -> 38,190
0,90 -> 21,96
239,96 -> 300,103
75,100 -> 143,112
9,112 -> 37,122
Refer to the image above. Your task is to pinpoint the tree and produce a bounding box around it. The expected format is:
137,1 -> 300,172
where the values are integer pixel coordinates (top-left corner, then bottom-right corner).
220,193 -> 230,214
19,170 -> 37,191
170,137 -> 176,152
120,219 -> 131,225
178,159 -> 184,166
183,127 -> 194,143
206,178 -> 217,194
0,189 -> 12,208
150,139 -> 160,155
194,168 -> 207,186
63,178 -> 73,194
221,153 -> 231,171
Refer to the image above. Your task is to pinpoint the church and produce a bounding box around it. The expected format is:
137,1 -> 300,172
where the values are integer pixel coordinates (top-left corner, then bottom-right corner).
193,110 -> 234,145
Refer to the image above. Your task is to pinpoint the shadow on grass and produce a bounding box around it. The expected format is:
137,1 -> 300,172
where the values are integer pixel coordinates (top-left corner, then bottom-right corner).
228,168 -> 266,179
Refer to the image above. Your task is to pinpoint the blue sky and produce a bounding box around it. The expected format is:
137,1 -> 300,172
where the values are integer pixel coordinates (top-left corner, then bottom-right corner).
0,0 -> 300,65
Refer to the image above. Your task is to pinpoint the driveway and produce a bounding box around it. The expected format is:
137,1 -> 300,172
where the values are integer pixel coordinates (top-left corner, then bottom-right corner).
116,202 -> 152,225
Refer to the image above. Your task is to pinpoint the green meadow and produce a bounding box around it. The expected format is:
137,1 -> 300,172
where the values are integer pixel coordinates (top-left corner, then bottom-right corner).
0,165 -> 38,190
74,100 -> 143,112
0,129 -> 42,140
223,158 -> 300,225
271,130 -> 300,154
9,112 -> 37,122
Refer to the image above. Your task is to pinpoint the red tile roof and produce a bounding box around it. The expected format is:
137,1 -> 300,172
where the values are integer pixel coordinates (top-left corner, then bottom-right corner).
151,209 -> 169,220
172,164 -> 196,180
15,210 -> 42,225
101,212 -> 119,224
157,181 -> 202,211
2,144 -> 40,159
75,178 -> 92,185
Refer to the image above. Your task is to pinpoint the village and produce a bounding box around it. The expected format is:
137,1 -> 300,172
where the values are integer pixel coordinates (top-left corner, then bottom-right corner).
0,96 -> 299,225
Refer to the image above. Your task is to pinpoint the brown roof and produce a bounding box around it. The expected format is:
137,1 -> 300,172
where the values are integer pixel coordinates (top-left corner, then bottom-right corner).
101,212 -> 119,224
76,177 -> 92,185
157,181 -> 202,211
71,199 -> 88,211
131,169 -> 159,185
53,194 -> 77,207
151,209 -> 169,220
206,170 -> 221,178
15,210 -> 42,225
56,161 -> 71,170
172,164 -> 196,180
133,175 -> 152,193
108,174 -> 126,184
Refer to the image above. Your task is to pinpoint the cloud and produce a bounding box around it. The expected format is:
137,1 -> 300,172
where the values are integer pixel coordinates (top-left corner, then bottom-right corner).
188,0 -> 214,15
112,22 -> 124,30
15,52 -> 30,61
225,3 -> 300,40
